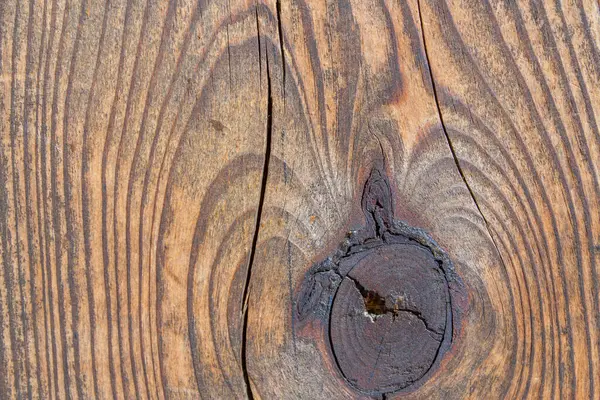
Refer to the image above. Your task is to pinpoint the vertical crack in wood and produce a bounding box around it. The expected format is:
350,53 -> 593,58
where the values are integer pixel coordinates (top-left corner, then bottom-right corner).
276,0 -> 286,102
255,7 -> 262,85
226,0 -> 233,89
415,0 -> 509,271
240,20 -> 274,400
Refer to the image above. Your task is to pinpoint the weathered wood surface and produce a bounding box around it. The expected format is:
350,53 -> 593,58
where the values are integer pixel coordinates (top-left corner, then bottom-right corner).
0,0 -> 599,398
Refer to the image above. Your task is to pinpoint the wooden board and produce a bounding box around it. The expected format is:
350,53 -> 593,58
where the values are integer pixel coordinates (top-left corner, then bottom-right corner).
0,0 -> 599,398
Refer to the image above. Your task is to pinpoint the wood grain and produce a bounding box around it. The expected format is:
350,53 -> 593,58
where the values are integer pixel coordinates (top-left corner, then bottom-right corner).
420,0 -> 600,398
0,0 -> 599,398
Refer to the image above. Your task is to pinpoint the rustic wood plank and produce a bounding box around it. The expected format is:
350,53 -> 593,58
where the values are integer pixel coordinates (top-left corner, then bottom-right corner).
0,0 -> 599,398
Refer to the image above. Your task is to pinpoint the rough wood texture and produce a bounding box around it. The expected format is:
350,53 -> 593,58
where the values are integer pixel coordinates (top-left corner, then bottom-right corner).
0,0 -> 599,398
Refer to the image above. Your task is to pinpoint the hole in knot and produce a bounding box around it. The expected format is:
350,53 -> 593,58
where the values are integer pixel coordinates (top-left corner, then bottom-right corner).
362,290 -> 387,316
349,277 -> 397,319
